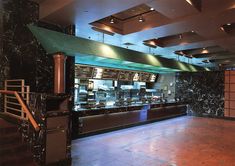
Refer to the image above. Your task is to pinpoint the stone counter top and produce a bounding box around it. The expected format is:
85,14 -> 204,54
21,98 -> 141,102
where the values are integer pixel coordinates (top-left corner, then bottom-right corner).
73,102 -> 187,117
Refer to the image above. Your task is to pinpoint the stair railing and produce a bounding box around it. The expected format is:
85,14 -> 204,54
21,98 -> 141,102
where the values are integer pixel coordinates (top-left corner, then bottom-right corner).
0,90 -> 40,131
4,79 -> 30,119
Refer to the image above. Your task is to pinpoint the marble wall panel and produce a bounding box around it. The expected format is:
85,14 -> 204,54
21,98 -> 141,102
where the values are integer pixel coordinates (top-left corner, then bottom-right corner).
175,71 -> 224,117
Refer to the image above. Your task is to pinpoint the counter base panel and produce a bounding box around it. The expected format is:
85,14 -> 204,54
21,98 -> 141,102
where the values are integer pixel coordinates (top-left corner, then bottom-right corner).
77,113 -> 186,138
73,105 -> 187,138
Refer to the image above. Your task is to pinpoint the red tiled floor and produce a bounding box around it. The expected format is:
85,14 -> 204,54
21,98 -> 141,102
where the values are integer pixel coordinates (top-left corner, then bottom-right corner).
72,116 -> 235,166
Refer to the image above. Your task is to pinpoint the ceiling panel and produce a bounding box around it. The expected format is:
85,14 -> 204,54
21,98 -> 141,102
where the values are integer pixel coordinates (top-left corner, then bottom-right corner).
146,0 -> 199,19
143,31 -> 205,48
90,3 -> 171,35
33,0 -> 235,68
113,4 -> 151,20
175,45 -> 228,58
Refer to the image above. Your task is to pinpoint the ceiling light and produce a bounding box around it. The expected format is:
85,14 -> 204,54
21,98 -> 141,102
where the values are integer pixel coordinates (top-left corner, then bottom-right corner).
150,7 -> 155,11
149,41 -> 156,46
220,27 -> 225,31
110,18 -> 115,24
224,60 -> 231,63
227,23 -> 231,26
143,42 -> 157,48
191,30 -> 194,33
202,59 -> 210,63
203,47 -> 206,50
138,16 -> 144,22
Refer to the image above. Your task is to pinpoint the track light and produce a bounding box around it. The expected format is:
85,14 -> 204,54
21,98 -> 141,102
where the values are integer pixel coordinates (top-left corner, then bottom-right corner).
138,15 -> 144,22
110,18 -> 115,24
220,26 -> 225,31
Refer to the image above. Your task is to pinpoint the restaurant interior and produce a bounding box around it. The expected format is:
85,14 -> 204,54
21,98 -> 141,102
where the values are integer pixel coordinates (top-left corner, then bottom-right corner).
0,0 -> 235,165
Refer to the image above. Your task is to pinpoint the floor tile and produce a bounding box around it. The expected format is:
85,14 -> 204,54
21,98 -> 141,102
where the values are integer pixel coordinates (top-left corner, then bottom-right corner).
72,116 -> 235,166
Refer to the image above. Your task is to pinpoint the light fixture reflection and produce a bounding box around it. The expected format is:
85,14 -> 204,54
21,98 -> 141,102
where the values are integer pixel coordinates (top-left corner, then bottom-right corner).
94,68 -> 103,79
150,74 -> 156,82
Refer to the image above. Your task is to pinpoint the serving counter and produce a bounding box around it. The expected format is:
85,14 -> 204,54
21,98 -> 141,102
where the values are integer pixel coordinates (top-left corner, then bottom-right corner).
72,102 -> 187,137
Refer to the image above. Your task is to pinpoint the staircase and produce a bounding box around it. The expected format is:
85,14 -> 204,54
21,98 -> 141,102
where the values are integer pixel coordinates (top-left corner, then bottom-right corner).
0,118 -> 36,166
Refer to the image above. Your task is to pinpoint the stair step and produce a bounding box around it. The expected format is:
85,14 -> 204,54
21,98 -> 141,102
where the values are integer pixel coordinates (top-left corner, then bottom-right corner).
0,142 -> 28,157
0,113 -> 21,125
0,151 -> 35,166
0,132 -> 21,146
0,119 -> 36,166
0,126 -> 18,135
0,119 -> 18,135
0,118 -> 17,127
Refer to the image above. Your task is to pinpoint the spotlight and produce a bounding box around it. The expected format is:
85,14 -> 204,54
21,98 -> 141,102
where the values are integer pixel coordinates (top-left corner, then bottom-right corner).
138,16 -> 144,22
150,7 -> 155,11
227,23 -> 231,26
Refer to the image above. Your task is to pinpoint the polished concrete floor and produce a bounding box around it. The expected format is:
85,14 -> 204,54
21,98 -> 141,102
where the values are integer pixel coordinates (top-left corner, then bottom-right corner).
72,116 -> 235,166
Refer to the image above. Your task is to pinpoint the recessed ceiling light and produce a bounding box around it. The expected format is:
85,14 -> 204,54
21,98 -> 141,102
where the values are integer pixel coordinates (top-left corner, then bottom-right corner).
150,7 -> 155,11
227,23 -> 231,26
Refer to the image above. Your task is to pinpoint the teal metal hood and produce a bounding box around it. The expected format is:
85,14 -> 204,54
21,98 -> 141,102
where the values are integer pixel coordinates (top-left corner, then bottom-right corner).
28,25 -> 210,73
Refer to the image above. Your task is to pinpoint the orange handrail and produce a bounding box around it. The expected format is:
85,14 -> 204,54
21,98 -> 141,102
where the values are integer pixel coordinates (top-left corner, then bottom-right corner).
0,90 -> 40,131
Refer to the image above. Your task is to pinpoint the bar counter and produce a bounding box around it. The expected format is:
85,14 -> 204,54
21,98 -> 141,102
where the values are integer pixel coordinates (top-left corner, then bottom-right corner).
72,102 -> 187,137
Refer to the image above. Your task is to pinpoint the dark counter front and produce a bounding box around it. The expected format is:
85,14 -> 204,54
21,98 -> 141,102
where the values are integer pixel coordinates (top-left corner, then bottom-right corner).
72,103 -> 187,138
